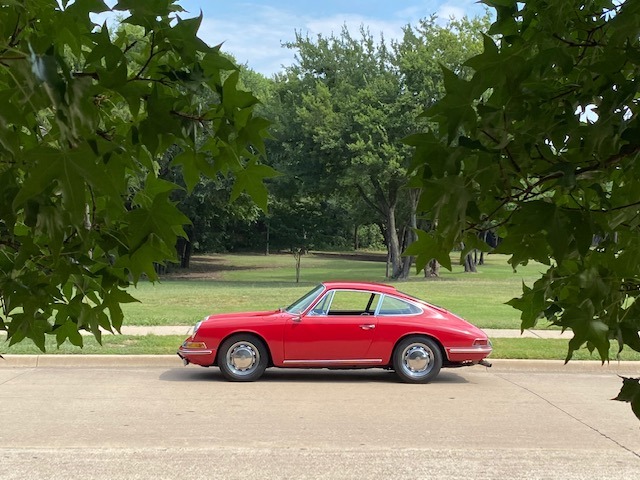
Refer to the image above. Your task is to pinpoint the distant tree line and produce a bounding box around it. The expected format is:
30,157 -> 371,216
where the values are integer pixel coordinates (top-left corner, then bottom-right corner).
174,16 -> 491,278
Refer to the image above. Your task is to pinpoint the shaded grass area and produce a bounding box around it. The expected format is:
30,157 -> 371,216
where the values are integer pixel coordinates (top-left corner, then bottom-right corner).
3,335 -> 640,361
122,252 -> 547,330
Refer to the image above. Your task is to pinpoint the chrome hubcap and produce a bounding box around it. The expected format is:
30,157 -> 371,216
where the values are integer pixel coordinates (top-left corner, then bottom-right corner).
226,342 -> 260,375
402,343 -> 433,377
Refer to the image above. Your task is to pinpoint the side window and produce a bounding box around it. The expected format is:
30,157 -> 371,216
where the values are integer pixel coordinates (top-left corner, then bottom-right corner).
310,292 -> 333,315
324,291 -> 381,316
378,296 -> 422,315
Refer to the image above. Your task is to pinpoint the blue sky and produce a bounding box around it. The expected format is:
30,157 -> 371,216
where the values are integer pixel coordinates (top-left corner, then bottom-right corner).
177,1 -> 489,76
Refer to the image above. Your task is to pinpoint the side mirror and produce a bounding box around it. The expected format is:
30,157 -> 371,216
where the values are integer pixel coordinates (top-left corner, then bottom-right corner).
292,315 -> 302,323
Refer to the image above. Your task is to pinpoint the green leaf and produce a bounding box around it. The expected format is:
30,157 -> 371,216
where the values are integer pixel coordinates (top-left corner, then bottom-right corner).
612,377 -> 640,421
103,288 -> 139,333
54,319 -> 84,348
223,71 -> 260,112
404,230 -> 453,272
127,192 -> 189,251
230,159 -> 280,211
506,278 -> 549,330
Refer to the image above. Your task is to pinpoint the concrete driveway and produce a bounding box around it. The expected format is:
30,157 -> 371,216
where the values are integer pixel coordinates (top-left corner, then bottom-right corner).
0,361 -> 638,479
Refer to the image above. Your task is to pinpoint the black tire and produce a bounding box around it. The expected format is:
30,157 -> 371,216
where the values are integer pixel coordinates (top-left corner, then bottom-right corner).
217,334 -> 268,382
392,336 -> 443,384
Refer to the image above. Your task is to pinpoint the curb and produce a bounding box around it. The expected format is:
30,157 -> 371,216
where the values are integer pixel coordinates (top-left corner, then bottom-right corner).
488,358 -> 639,374
0,355 -> 637,374
0,354 -> 180,368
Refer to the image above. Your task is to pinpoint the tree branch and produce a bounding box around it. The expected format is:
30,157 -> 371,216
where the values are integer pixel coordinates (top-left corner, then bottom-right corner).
481,129 -> 521,173
170,110 -> 208,127
356,183 -> 384,217
133,33 -> 163,80
552,33 -> 599,48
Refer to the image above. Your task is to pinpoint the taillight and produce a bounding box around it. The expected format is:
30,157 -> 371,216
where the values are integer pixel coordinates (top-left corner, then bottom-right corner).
473,338 -> 489,346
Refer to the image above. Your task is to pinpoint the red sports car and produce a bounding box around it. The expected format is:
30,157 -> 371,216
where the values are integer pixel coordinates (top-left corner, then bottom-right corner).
178,281 -> 492,383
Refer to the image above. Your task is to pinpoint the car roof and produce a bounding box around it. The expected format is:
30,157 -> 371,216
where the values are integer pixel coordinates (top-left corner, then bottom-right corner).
321,281 -> 401,296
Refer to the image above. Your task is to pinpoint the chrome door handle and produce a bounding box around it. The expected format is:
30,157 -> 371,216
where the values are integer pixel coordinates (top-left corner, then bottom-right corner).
359,324 -> 375,330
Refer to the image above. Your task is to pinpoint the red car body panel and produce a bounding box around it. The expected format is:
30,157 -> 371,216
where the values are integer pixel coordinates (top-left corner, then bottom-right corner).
178,281 -> 492,371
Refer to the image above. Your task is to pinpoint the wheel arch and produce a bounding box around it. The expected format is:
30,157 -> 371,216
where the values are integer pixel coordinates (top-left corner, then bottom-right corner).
214,331 -> 274,367
390,333 -> 448,365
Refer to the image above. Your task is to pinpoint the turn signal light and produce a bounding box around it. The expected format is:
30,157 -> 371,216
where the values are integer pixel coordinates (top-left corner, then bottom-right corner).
183,341 -> 207,349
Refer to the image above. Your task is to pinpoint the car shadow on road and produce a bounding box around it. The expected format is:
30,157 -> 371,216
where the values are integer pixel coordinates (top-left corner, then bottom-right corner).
159,367 -> 469,384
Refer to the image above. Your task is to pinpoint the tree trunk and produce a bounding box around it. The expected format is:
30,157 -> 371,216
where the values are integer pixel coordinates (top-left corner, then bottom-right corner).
425,259 -> 440,277
386,206 -> 403,279
397,189 -> 420,279
475,230 -> 489,265
176,235 -> 192,269
293,248 -> 303,283
181,240 -> 192,269
265,221 -> 270,256
464,252 -> 477,273
354,223 -> 359,250
355,177 -> 405,279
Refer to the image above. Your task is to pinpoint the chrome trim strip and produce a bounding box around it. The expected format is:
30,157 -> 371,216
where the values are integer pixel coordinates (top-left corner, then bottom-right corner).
178,348 -> 214,355
282,358 -> 383,365
448,347 -> 493,354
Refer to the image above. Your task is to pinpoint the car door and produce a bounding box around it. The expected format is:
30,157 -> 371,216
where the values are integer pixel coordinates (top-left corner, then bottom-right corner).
283,289 -> 381,363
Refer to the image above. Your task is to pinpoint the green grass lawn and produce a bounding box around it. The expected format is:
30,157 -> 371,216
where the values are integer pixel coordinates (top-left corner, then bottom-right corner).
3,252 -> 635,361
121,252 -> 546,330
3,334 -> 640,361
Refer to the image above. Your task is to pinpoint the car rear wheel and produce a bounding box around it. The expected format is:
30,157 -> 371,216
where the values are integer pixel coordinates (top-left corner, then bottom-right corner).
218,334 -> 268,382
392,336 -> 442,384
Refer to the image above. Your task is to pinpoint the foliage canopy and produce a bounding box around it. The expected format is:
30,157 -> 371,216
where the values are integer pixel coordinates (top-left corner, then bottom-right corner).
0,0 -> 271,349
407,0 -> 640,416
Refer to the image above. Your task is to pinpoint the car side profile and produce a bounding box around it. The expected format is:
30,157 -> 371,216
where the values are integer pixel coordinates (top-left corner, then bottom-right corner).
178,281 -> 492,383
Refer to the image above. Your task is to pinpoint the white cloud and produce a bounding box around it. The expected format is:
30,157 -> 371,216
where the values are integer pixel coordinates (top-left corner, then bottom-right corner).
197,9 -> 410,76
436,5 -> 466,21
193,1 -> 489,76
196,5 -> 302,76
305,14 -> 405,39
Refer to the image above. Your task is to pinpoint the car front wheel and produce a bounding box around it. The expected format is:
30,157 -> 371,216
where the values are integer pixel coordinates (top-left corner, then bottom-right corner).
218,334 -> 268,382
392,336 -> 443,384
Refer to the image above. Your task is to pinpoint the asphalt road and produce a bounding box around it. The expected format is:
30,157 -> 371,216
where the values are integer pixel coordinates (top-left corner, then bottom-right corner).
1,362 -> 639,480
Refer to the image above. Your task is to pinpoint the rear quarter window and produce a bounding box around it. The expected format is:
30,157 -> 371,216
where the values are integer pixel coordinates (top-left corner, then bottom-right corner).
378,296 -> 422,315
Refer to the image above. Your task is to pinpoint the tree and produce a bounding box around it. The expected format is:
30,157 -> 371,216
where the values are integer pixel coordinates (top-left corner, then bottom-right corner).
396,16 -> 489,276
272,21 -> 486,278
406,0 -> 640,418
0,0 -> 270,349
160,62 -> 274,262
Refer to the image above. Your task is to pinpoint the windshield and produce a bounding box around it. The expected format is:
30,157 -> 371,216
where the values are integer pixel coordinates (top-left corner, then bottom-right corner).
285,285 -> 325,314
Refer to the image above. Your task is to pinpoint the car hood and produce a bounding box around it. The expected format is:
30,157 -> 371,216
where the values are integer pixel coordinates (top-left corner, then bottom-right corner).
204,310 -> 283,323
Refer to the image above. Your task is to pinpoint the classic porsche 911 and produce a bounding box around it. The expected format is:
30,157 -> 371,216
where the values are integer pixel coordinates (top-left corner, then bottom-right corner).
177,281 -> 492,383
